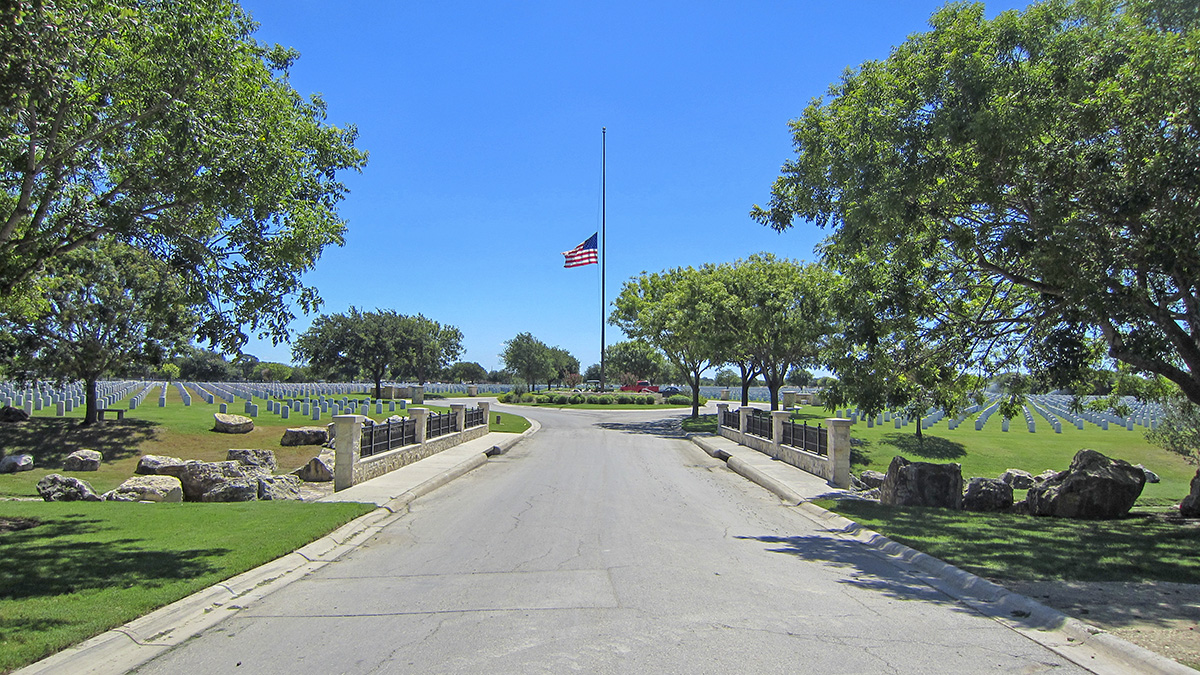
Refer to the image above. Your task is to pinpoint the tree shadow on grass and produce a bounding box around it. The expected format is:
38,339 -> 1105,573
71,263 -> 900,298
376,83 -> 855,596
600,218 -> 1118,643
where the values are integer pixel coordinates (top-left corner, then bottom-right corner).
879,432 -> 966,460
0,513 -> 226,600
0,418 -> 157,466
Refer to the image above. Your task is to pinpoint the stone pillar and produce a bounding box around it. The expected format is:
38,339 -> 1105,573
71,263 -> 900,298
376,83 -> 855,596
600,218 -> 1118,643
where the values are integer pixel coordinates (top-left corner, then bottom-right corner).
771,410 -> 790,458
333,414 -> 366,492
411,385 -> 424,405
720,388 -> 730,401
467,385 -> 478,397
715,403 -> 729,429
479,401 -> 491,427
450,403 -> 466,433
410,407 -> 429,444
738,407 -> 751,445
782,390 -> 796,408
827,418 -> 852,488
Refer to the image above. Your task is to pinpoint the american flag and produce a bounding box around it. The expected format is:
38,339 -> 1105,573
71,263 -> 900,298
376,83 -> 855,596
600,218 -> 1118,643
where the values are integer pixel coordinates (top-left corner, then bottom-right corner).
562,233 -> 599,268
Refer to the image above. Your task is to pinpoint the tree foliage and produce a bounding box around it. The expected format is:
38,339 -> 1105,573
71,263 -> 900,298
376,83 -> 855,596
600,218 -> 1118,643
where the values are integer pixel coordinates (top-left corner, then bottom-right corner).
4,241 -> 196,423
501,332 -> 552,390
445,361 -> 487,383
753,0 -> 1200,406
605,340 -> 669,383
0,0 -> 367,350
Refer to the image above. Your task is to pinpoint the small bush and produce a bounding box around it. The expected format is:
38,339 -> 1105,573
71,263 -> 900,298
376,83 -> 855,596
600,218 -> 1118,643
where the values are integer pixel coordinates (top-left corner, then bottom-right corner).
569,394 -> 585,404
554,394 -> 569,405
498,393 -> 513,403
597,395 -> 613,404
537,395 -> 551,404
521,393 -> 535,403
638,396 -> 654,405
586,395 -> 600,404
616,394 -> 632,404
667,394 -> 691,405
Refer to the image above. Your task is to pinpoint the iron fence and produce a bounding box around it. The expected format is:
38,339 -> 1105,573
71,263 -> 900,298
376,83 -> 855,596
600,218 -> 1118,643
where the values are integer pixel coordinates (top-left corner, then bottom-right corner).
360,417 -> 416,458
782,419 -> 827,456
465,406 -> 486,428
721,408 -> 739,428
746,408 -> 772,439
426,411 -> 458,439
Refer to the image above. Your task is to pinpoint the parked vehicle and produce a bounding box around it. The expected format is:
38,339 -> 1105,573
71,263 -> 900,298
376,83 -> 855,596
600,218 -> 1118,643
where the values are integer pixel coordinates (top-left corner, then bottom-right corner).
619,380 -> 659,393
658,385 -> 682,396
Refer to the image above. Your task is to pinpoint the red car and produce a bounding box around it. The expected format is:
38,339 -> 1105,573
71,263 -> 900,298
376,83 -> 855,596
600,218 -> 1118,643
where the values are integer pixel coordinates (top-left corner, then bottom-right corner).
619,380 -> 659,393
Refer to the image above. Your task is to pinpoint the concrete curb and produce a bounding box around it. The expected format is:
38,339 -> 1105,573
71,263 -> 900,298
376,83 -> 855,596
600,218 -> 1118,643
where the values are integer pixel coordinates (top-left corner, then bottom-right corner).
688,434 -> 1197,675
15,419 -> 542,675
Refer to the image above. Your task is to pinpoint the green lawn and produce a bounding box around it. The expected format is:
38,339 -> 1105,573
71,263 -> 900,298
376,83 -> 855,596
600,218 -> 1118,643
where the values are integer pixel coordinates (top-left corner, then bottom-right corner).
779,405 -> 1197,505
814,498 -> 1200,584
0,500 -> 374,673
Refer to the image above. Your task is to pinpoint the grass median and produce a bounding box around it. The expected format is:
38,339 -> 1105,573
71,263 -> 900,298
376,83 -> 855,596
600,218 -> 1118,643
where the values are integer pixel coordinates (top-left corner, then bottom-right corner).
0,500 -> 375,673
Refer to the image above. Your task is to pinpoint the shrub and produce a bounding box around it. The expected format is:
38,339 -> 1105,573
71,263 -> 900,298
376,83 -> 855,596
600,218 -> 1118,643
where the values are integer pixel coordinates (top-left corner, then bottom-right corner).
569,394 -> 585,404
616,394 -> 631,404
597,395 -> 613,404
667,394 -> 691,405
521,393 -> 535,403
585,395 -> 600,404
537,395 -> 551,404
554,394 -> 569,405
498,392 -> 513,403
638,396 -> 653,405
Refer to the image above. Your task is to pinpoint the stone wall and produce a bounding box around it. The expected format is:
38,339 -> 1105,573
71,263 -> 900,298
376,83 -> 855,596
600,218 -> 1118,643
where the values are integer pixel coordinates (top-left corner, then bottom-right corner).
353,424 -> 488,484
715,403 -> 850,487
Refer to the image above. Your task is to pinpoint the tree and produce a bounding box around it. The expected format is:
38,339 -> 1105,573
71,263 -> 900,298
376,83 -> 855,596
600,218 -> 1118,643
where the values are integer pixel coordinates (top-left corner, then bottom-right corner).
501,333 -> 552,392
564,372 -> 584,388
0,0 -> 367,351
393,315 -> 463,385
714,369 -> 739,388
605,340 -> 669,383
175,347 -> 237,381
487,369 -> 512,384
752,0 -> 1200,406
583,363 -> 603,382
446,361 -> 488,383
4,241 -> 195,424
724,254 -> 833,410
546,347 -> 579,390
786,367 -> 813,388
1147,393 -> 1200,461
293,308 -> 401,397
257,362 -> 293,382
611,265 -> 725,418
158,363 -> 181,382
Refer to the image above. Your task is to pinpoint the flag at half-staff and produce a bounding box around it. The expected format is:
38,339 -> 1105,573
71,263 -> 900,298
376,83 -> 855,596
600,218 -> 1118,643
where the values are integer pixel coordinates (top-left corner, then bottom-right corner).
562,233 -> 599,268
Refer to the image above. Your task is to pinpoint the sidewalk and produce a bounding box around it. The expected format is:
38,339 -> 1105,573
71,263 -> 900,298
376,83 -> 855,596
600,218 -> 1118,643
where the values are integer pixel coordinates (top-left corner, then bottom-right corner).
15,422 -> 540,675
688,432 -> 1196,675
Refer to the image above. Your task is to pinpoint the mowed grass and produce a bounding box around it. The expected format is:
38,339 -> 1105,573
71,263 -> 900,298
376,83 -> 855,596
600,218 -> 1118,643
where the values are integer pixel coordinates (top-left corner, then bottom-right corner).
814,499 -> 1200,584
0,500 -> 373,673
0,388 -> 528,498
780,405 -> 1197,506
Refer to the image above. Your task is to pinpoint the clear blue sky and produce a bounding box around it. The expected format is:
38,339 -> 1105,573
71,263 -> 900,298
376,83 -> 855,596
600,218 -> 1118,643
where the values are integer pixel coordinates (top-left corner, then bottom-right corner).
237,0 -> 1028,375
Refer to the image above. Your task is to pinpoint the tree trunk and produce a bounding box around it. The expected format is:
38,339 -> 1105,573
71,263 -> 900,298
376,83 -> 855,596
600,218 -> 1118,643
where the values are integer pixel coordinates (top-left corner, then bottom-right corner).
83,377 -> 99,425
690,368 -> 703,419
739,362 -> 757,407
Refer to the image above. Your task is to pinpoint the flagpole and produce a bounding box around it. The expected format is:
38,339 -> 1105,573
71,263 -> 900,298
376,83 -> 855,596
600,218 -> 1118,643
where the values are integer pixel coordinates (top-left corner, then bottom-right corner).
599,127 -> 607,393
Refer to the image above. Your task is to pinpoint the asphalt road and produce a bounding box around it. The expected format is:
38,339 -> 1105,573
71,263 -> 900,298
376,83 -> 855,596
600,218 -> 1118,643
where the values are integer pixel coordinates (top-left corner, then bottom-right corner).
134,405 -> 1085,674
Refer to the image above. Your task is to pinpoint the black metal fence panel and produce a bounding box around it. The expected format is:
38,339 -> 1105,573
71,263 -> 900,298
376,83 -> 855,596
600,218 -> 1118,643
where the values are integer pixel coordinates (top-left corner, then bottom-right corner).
782,419 -> 827,456
426,411 -> 457,439
746,408 -> 772,438
465,406 -> 486,428
360,417 -> 417,458
721,409 -> 739,428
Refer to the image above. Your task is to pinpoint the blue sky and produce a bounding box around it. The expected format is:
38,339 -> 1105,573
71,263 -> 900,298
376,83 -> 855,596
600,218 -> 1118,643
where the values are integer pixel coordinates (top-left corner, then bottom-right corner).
238,0 -> 1028,374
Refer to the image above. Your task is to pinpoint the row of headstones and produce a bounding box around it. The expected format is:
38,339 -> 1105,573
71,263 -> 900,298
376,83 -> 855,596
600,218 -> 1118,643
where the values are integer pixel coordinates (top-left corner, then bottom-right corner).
216,395 -> 407,421
1033,395 -> 1157,432
1,380 -> 144,416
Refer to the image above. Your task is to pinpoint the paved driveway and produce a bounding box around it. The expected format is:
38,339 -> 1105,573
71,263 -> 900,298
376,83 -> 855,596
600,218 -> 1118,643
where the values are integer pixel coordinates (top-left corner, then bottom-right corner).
134,405 -> 1083,673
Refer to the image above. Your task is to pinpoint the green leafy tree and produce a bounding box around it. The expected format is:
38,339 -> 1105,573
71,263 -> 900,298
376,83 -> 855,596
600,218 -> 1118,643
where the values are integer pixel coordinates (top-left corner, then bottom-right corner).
158,363 -> 181,382
753,0 -> 1200,406
611,265 -> 725,418
605,340 -> 668,384
293,308 -> 402,397
393,315 -> 463,385
583,363 -> 603,383
257,362 -> 293,382
0,0 -> 367,350
446,361 -> 488,383
714,369 -> 739,388
4,241 -> 195,424
175,347 -> 237,381
546,347 -> 580,390
501,333 -> 553,392
786,367 -> 813,388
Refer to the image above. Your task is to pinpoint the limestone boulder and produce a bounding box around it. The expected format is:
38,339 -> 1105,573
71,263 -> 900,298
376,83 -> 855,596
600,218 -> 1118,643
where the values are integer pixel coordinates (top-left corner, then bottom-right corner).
213,413 -> 254,434
0,454 -> 33,473
962,477 -> 1014,512
258,475 -> 302,500
1024,449 -> 1146,519
0,405 -> 29,423
1179,468 -> 1200,518
200,480 -> 258,502
63,449 -> 102,472
37,473 -> 100,502
103,475 -> 183,503
879,456 -> 963,509
1135,464 -> 1161,484
135,454 -> 190,477
859,470 -> 887,489
1033,469 -> 1062,485
227,448 -> 278,474
999,469 -> 1035,490
293,456 -> 333,482
280,427 -> 328,447
178,460 -> 249,501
